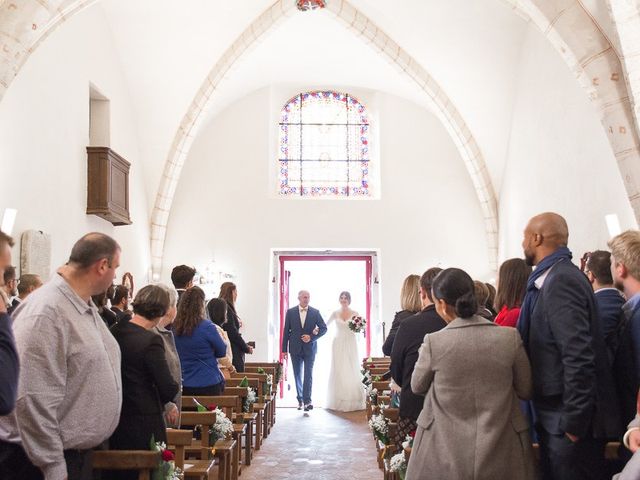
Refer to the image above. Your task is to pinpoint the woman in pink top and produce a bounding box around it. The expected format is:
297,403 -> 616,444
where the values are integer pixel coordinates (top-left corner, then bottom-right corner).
494,258 -> 531,328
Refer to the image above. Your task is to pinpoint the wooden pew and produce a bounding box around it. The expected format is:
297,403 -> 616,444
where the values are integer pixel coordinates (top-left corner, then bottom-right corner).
227,377 -> 266,450
230,372 -> 272,436
183,396 -> 244,480
180,411 -> 237,480
243,365 -> 278,428
224,386 -> 256,465
91,450 -> 160,480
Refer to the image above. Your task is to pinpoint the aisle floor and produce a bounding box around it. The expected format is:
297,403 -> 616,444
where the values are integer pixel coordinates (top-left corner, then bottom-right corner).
242,407 -> 380,480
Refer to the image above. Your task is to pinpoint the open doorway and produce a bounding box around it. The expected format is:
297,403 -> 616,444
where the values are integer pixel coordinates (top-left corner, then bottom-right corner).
274,253 -> 377,408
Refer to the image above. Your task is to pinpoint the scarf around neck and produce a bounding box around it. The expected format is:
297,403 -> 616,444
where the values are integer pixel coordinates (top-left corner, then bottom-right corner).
517,246 -> 573,349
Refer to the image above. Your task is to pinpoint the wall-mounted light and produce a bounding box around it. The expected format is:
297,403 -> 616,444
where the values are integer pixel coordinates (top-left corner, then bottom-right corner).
605,213 -> 621,237
1,208 -> 17,235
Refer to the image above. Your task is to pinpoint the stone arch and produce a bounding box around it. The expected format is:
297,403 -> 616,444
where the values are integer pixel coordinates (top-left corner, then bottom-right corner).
501,0 -> 640,222
149,0 -> 500,278
3,1 -> 638,275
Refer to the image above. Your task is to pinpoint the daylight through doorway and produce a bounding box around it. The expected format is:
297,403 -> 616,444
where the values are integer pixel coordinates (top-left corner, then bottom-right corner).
278,256 -> 372,408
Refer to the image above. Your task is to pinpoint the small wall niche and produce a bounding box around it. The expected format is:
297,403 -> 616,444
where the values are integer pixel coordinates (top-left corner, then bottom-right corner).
89,84 -> 110,147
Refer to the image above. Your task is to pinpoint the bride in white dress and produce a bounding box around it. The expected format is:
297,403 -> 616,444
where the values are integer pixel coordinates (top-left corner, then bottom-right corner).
325,291 -> 365,411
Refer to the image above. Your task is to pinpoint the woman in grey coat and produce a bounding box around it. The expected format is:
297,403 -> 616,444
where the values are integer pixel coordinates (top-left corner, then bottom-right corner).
406,268 -> 536,480
155,285 -> 182,428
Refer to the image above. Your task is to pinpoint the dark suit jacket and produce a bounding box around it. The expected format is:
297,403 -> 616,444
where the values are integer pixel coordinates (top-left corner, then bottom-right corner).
223,303 -> 251,372
390,305 -> 447,420
594,288 -> 625,342
111,306 -> 132,324
281,306 -> 327,356
382,310 -> 415,356
0,312 -> 18,415
109,322 -> 179,449
528,259 -> 621,438
6,298 -> 19,316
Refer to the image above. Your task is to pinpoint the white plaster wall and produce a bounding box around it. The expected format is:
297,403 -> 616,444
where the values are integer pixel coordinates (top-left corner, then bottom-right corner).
0,5 -> 151,283
163,86 -> 490,360
499,23 -> 637,262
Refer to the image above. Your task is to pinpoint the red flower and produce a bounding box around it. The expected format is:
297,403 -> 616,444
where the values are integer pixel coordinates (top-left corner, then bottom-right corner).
161,449 -> 175,462
207,404 -> 217,411
409,430 -> 416,438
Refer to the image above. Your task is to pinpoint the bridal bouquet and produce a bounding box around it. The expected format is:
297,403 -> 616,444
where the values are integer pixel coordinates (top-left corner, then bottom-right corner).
348,315 -> 366,333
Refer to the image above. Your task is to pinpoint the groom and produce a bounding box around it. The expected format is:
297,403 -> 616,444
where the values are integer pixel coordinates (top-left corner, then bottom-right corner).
281,290 -> 327,411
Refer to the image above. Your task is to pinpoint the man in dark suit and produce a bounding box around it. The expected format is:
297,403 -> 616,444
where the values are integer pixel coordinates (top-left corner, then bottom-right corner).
1,266 -> 17,313
110,284 -> 132,323
585,250 -> 625,343
0,231 -> 18,416
390,267 -> 446,446
7,274 -> 42,316
170,264 -> 196,305
281,290 -> 327,411
518,212 -> 620,480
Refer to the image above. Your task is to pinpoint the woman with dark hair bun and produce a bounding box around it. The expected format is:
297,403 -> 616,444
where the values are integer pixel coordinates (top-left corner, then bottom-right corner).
406,268 -> 535,480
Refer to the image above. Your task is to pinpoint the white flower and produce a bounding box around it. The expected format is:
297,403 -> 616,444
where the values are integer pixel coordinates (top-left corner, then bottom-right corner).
389,452 -> 406,472
368,413 -> 389,435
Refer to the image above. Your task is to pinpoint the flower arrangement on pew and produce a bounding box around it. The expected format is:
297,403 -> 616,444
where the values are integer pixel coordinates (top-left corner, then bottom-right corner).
389,452 -> 407,480
348,315 -> 366,333
361,368 -> 372,388
192,400 -> 234,445
369,412 -> 390,445
274,361 -> 283,385
388,432 -> 415,480
150,436 -> 182,480
256,367 -> 274,395
243,387 -> 257,413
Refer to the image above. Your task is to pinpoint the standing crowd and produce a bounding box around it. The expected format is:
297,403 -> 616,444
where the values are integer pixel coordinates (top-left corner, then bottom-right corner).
388,212 -> 640,480
0,232 -> 253,480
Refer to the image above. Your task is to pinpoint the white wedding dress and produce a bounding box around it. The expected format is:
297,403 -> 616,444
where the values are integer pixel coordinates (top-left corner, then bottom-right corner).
325,310 -> 365,411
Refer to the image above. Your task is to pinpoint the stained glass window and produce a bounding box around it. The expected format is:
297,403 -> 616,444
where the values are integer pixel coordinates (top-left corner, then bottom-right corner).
279,91 -> 370,197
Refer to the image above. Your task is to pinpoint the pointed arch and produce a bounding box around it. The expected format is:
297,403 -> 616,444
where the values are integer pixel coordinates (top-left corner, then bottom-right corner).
149,0 -> 500,277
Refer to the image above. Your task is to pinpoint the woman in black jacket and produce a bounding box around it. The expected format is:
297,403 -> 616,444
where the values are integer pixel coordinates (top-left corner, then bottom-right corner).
109,284 -> 179,476
382,274 -> 422,356
219,282 -> 253,372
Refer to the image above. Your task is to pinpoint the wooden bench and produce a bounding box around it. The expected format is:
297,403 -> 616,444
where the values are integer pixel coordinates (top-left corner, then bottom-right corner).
183,395 -> 245,479
91,450 -> 160,480
167,428 -> 215,480
227,378 -> 266,450
244,363 -> 279,426
230,373 -> 273,437
180,411 -> 237,480
223,386 -> 255,465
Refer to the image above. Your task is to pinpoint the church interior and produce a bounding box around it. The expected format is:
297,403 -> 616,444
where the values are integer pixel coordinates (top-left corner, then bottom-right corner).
2,0 -> 640,479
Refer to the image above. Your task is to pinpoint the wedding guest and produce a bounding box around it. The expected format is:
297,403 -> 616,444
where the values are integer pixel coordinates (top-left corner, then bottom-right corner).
1,266 -> 17,312
110,284 -> 132,323
174,287 -> 227,395
93,290 -> 117,328
0,231 -> 18,416
474,281 -> 494,321
207,298 -> 235,379
108,285 -> 179,480
485,282 -> 497,317
219,282 -> 252,372
171,265 -> 196,304
390,268 -> 445,450
154,285 -> 182,428
407,268 -> 535,480
586,250 -> 625,341
0,233 -> 122,480
382,274 -> 421,356
519,212 -> 620,480
494,258 -> 531,328
8,274 -> 42,315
